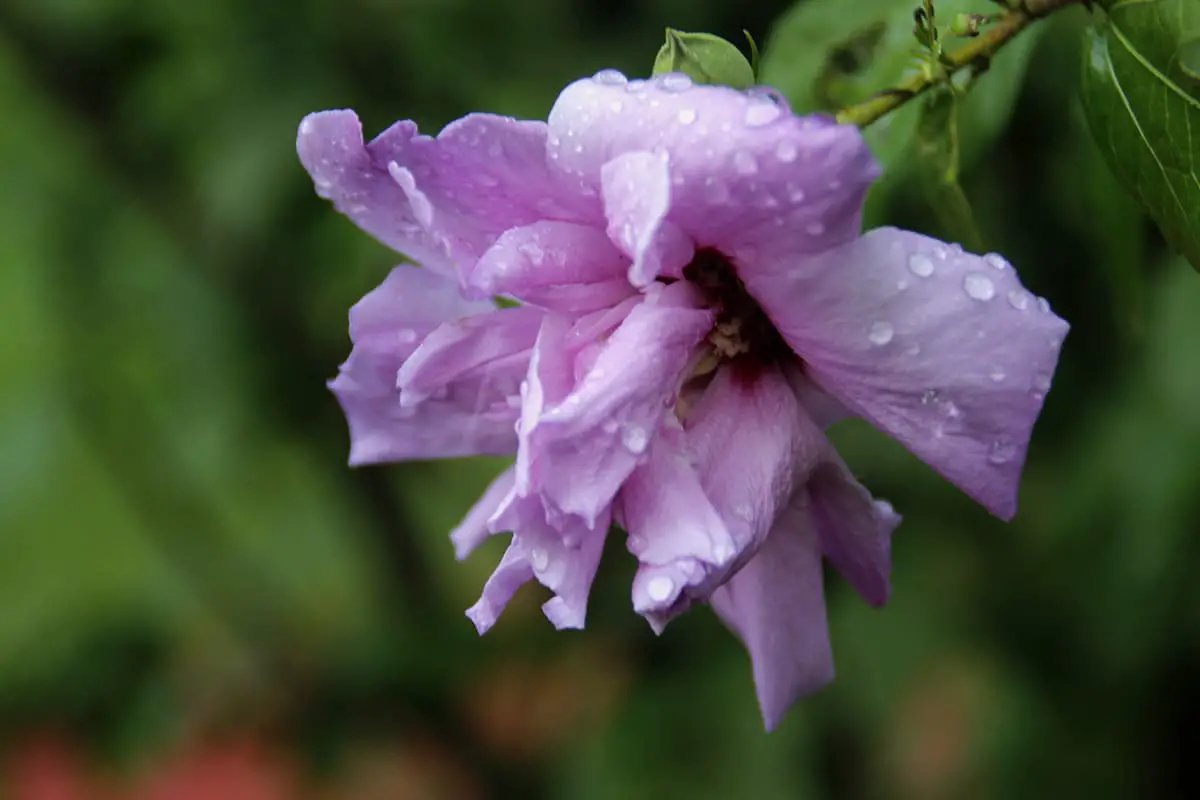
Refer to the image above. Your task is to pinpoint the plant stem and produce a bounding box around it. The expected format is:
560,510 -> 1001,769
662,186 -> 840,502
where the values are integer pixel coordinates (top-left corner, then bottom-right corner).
835,0 -> 1088,128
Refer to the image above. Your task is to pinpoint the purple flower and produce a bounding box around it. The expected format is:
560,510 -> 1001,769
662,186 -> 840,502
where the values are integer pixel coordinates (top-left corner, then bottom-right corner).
299,69 -> 1068,730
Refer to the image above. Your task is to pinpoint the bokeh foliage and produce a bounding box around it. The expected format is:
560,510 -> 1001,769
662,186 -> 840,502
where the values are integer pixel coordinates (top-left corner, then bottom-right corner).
1,0 -> 1198,797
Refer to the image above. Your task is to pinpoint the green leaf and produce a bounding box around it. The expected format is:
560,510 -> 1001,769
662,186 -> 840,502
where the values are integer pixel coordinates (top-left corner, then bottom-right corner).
1080,0 -> 1200,271
652,29 -> 757,90
760,0 -> 1046,225
916,87 -> 985,251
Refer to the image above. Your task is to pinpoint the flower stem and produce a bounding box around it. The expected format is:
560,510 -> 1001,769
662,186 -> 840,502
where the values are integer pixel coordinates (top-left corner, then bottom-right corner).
835,0 -> 1088,128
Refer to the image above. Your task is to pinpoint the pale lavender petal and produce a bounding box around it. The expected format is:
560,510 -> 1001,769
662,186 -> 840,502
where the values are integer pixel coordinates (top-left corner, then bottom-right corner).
450,466 -> 516,559
298,112 -> 453,274
807,459 -> 900,607
465,541 -> 533,634
469,221 -> 637,312
708,497 -> 834,731
746,228 -> 1069,519
524,285 -> 714,525
547,74 -> 878,263
600,151 -> 695,286
628,364 -> 826,630
785,363 -> 854,429
329,268 -> 522,464
620,424 -> 736,567
396,306 -> 542,403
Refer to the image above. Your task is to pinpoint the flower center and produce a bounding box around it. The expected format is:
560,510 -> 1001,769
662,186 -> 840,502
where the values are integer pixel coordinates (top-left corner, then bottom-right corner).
682,248 -> 788,366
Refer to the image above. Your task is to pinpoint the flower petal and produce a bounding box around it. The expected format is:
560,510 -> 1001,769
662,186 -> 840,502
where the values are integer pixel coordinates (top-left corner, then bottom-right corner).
469,221 -> 637,313
329,268 -> 522,464
396,306 -> 543,404
747,228 -> 1069,519
600,151 -> 695,286
524,285 -> 714,525
450,466 -> 516,559
465,541 -> 533,634
708,496 -> 834,732
547,73 -> 878,261
298,111 -> 454,274
807,459 -> 900,607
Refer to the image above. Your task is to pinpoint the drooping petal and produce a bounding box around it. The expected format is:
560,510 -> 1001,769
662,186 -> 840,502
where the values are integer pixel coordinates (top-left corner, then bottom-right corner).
396,306 -> 543,404
298,112 -> 454,274
450,466 -> 516,559
708,497 -> 834,732
746,228 -> 1069,519
546,72 -> 878,262
600,151 -> 695,286
465,542 -> 533,634
807,459 -> 900,607
523,284 -> 714,526
468,221 -> 637,312
328,268 -> 523,464
620,424 -> 736,568
627,364 -> 826,630
475,492 -> 610,631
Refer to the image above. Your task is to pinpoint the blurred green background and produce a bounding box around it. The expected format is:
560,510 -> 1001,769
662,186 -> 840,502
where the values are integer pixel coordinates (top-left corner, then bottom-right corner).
1,0 -> 1198,798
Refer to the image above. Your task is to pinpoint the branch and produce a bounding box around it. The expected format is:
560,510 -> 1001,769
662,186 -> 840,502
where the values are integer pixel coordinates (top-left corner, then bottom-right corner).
835,0 -> 1088,128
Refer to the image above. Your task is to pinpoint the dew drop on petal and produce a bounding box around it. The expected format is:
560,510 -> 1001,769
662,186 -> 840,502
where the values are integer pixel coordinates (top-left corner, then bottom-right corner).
732,504 -> 753,522
920,388 -> 940,406
989,365 -> 1007,383
396,328 -> 417,344
1007,289 -> 1030,310
908,253 -> 935,277
906,343 -> 921,357
745,102 -> 781,126
627,534 -> 647,554
868,320 -> 894,346
733,150 -> 759,175
677,107 -> 697,125
984,253 -> 1008,270
647,575 -> 676,603
805,221 -> 825,236
609,100 -> 624,113
621,424 -> 649,454
529,547 -> 550,571
963,273 -> 996,301
1033,372 -> 1051,392
987,437 -> 1017,465
593,69 -> 627,86
658,73 -> 692,92
602,420 -> 619,434
775,140 -> 798,163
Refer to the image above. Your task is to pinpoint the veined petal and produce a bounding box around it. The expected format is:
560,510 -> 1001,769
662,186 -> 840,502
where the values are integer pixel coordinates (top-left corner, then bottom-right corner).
547,73 -> 878,262
747,228 -> 1069,519
709,496 -> 834,732
524,285 -> 714,525
601,151 -> 695,286
469,221 -> 638,313
328,268 -> 522,464
396,306 -> 543,403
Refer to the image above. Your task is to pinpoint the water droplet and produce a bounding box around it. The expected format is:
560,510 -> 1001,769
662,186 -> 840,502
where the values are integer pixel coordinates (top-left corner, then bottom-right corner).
908,253 -> 935,277
513,418 -> 522,433
989,365 -> 1006,383
921,389 -> 941,406
593,69 -> 627,86
621,424 -> 648,454
1032,372 -> 1051,392
732,504 -> 754,522
1037,297 -> 1051,313
897,278 -> 910,291
396,328 -> 417,344
775,140 -> 798,163
647,575 -> 676,603
529,547 -> 550,571
805,221 -> 825,236
602,420 -> 619,434
984,253 -> 1008,270
987,438 -> 1016,465
868,320 -> 894,346
1007,289 -> 1030,310
732,150 -> 758,175
906,343 -> 921,356
627,534 -> 646,554
787,184 -> 807,202
677,107 -> 697,125
745,102 -> 781,126
658,73 -> 692,92
963,273 -> 996,301
609,99 -> 624,113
